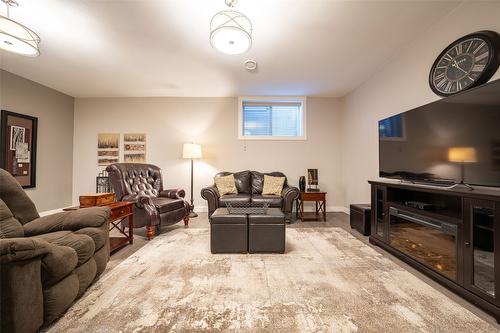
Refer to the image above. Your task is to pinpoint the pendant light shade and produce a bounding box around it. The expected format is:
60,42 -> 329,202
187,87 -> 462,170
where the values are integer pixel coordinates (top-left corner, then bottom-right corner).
0,15 -> 39,56
210,10 -> 251,55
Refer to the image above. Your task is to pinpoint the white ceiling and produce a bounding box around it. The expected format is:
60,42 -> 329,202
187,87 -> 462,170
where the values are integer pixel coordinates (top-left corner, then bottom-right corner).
0,0 -> 461,98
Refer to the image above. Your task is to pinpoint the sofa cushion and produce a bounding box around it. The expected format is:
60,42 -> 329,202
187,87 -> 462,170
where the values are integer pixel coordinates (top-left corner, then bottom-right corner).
151,197 -> 185,214
0,199 -> 24,238
40,244 -> 78,287
219,194 -> 251,206
74,227 -> 107,251
214,174 -> 238,195
262,175 -> 286,195
251,171 -> 288,194
33,232 -> 95,266
0,168 -> 39,225
251,194 -> 283,208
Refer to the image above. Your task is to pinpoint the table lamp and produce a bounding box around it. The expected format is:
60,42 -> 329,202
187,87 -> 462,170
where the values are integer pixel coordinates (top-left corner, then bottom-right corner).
448,147 -> 477,190
183,143 -> 202,217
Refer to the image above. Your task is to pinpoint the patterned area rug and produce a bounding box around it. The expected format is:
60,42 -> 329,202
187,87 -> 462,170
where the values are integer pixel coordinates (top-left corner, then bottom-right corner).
48,227 -> 497,332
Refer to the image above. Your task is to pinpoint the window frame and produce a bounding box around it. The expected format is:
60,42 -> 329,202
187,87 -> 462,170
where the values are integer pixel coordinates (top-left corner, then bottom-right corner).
238,96 -> 307,141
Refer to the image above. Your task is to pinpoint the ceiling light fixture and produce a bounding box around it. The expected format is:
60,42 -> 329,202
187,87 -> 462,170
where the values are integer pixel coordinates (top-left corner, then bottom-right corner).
210,0 -> 252,55
0,0 -> 40,56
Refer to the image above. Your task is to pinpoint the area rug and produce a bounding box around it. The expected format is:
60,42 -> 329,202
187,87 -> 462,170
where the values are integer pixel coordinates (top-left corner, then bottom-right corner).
47,227 -> 497,332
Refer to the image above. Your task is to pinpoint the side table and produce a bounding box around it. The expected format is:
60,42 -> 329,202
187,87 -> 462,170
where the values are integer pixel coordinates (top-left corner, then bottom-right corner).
296,191 -> 327,222
64,201 -> 134,253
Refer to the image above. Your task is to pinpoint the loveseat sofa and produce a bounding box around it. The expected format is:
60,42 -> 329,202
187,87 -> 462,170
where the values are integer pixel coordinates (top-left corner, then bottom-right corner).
0,168 -> 110,333
201,171 -> 299,222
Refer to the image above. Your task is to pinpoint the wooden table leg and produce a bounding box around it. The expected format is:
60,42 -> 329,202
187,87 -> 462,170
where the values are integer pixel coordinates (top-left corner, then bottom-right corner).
323,199 -> 327,222
128,215 -> 134,244
300,198 -> 304,222
315,201 -> 318,217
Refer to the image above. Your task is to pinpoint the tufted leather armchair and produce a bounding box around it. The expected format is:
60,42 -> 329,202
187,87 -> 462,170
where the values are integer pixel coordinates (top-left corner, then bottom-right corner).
106,163 -> 189,239
201,170 -> 299,223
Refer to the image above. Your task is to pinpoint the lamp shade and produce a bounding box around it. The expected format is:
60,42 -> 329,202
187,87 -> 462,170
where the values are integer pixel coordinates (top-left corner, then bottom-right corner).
448,147 -> 477,163
183,143 -> 202,159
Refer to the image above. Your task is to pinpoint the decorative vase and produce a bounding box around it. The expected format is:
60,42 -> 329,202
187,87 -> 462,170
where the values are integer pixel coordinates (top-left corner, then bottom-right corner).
299,176 -> 306,192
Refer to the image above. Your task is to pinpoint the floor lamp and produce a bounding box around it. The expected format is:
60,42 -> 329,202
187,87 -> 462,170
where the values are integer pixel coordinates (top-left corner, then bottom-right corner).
448,147 -> 477,191
183,143 -> 202,217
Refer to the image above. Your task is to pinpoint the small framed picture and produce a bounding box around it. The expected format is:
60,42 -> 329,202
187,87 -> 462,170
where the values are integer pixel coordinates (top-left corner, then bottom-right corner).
1,110 -> 38,188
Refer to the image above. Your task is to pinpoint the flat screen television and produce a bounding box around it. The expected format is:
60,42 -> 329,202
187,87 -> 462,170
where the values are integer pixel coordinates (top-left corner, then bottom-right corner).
379,78 -> 500,188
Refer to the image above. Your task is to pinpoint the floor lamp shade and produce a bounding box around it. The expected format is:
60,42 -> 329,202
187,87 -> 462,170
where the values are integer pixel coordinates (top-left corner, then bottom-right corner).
183,143 -> 202,159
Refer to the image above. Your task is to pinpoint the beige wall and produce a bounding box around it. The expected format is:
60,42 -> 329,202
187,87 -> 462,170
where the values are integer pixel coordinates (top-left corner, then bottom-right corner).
0,70 -> 74,211
341,1 -> 500,207
73,97 -> 344,212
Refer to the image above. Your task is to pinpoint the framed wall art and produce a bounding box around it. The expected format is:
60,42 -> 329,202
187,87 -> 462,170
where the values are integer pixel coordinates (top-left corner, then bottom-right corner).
97,133 -> 120,166
123,133 -> 146,163
0,110 -> 38,188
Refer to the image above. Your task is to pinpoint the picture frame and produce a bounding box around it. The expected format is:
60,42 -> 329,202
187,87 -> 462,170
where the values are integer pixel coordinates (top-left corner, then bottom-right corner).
0,110 -> 38,188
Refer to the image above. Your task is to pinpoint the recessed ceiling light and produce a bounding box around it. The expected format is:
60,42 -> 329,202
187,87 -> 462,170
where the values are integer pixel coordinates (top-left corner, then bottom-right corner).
244,59 -> 257,71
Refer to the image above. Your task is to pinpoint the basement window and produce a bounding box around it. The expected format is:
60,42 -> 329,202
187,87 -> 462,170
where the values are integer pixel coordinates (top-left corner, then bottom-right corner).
238,97 -> 306,140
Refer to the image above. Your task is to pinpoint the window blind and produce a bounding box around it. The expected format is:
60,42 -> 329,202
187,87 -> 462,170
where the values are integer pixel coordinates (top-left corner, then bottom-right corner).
242,101 -> 303,137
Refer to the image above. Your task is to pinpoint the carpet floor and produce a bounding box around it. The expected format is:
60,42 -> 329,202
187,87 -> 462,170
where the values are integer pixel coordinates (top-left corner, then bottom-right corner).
47,227 -> 498,332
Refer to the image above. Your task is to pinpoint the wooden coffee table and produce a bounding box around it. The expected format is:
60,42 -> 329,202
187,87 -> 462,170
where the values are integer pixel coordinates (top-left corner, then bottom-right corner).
64,201 -> 134,253
296,191 -> 327,222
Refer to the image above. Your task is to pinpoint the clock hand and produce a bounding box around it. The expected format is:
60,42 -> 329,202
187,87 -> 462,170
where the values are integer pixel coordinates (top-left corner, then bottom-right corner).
452,60 -> 468,74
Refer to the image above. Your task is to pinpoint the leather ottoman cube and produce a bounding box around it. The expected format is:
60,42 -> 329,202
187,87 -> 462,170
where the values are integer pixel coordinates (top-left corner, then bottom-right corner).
248,208 -> 285,253
210,208 -> 247,254
350,204 -> 371,236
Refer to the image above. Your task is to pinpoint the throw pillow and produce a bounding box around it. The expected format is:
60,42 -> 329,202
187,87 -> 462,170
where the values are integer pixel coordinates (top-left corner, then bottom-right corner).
262,175 -> 286,196
214,174 -> 238,195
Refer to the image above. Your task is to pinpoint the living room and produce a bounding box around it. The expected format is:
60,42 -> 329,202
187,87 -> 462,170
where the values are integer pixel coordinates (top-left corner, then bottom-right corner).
2,0 -> 500,332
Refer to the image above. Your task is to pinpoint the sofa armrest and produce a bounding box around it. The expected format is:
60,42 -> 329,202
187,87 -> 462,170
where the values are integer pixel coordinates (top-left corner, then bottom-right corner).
1,239 -> 46,333
201,185 -> 220,218
23,207 -> 111,237
159,188 -> 185,199
0,238 -> 50,264
281,186 -> 299,214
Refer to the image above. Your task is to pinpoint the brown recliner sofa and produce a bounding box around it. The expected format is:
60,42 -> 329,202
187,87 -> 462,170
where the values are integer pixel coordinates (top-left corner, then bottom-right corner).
0,168 -> 110,333
201,171 -> 299,222
106,163 -> 190,239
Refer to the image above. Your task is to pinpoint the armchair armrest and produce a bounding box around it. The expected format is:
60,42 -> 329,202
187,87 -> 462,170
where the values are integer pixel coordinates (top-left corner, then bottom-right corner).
201,185 -> 220,218
159,188 -> 185,199
281,185 -> 299,216
23,207 -> 111,237
0,238 -> 50,264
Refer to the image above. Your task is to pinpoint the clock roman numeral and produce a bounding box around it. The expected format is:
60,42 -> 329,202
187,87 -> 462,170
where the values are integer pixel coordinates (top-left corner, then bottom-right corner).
472,64 -> 485,72
434,72 -> 445,80
475,52 -> 489,61
445,81 -> 452,92
437,78 -> 447,89
473,41 -> 486,54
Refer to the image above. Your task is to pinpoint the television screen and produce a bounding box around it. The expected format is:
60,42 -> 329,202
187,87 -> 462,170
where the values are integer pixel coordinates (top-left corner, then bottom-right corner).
379,79 -> 500,187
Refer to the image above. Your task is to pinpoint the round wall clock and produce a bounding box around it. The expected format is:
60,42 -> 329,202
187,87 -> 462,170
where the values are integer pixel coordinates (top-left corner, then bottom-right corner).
429,30 -> 500,97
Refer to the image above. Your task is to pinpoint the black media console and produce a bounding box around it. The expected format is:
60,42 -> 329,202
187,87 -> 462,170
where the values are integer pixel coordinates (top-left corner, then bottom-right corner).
369,180 -> 500,322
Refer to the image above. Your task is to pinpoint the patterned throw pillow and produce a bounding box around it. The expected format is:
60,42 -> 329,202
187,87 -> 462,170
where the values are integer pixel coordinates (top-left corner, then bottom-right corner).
214,174 -> 238,195
262,175 -> 286,196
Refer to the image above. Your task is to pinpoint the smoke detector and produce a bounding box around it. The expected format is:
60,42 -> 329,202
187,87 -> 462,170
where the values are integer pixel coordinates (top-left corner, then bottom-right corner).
244,59 -> 257,71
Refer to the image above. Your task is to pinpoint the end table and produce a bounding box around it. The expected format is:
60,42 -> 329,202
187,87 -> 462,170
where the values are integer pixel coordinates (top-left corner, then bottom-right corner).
64,201 -> 134,253
296,191 -> 327,222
